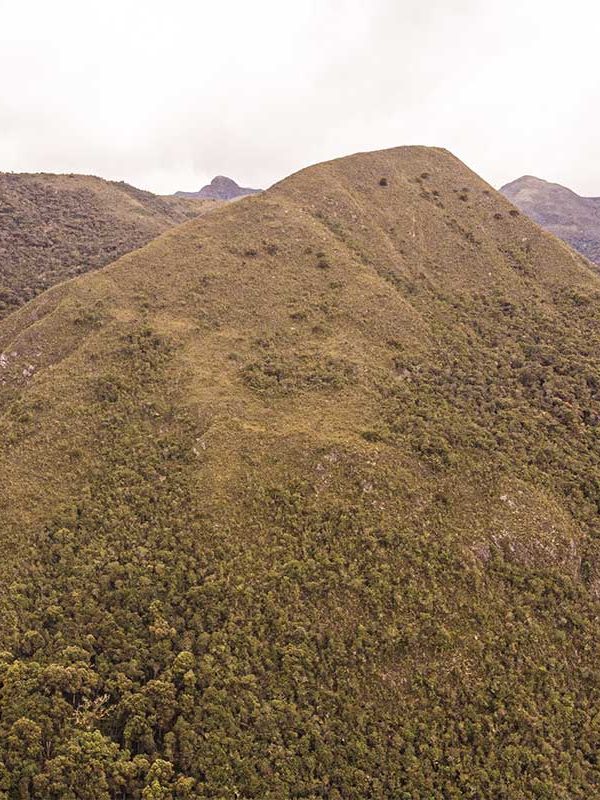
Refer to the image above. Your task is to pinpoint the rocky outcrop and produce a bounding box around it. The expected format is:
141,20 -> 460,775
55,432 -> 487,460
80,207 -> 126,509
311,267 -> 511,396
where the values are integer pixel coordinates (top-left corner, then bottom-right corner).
175,175 -> 261,200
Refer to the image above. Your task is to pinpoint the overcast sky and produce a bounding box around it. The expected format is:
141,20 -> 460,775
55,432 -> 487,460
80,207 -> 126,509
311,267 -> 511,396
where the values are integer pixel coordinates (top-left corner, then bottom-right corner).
0,0 -> 598,195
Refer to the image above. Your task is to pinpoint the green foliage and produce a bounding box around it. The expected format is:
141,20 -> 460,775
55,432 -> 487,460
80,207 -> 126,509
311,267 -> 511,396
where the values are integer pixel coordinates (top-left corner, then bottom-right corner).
1,322 -> 599,796
242,352 -> 355,394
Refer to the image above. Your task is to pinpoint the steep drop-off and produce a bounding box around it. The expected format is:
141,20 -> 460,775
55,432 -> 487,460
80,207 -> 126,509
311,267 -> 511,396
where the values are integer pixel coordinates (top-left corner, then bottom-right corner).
0,147 -> 599,798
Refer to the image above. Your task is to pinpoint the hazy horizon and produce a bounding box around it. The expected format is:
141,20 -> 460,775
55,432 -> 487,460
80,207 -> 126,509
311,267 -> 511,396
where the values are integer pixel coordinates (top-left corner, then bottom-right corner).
1,0 -> 598,195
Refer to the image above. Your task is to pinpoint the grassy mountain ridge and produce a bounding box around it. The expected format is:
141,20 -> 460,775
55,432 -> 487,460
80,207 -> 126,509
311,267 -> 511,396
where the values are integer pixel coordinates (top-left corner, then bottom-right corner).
0,172 -> 216,320
1,146 -> 600,798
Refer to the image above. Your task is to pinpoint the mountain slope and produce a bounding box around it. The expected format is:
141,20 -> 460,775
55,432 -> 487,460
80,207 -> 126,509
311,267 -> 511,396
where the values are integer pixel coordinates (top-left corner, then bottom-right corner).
0,172 -> 217,319
501,174 -> 600,265
175,175 -> 261,200
1,147 -> 600,798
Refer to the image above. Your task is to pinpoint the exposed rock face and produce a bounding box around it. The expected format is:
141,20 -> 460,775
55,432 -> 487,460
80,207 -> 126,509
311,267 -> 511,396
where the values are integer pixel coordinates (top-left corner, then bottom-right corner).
175,175 -> 261,200
501,174 -> 600,265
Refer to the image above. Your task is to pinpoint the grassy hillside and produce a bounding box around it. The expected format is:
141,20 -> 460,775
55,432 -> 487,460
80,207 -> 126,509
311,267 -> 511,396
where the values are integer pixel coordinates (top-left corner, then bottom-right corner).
1,147 -> 600,799
0,172 -> 216,320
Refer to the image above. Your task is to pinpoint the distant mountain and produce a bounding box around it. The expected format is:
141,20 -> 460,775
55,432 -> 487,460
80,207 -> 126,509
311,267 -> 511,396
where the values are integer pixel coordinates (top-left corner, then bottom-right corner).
3,146 -> 600,796
501,175 -> 600,265
0,172 -> 217,319
175,175 -> 261,200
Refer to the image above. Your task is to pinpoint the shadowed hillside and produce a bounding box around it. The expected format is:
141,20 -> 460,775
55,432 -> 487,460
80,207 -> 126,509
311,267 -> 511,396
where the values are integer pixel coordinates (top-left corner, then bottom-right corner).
501,174 -> 600,265
1,147 -> 600,798
0,173 -> 217,319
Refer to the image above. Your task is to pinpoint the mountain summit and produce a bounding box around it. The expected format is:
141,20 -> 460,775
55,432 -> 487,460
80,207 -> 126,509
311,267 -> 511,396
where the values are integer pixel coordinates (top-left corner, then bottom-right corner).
175,175 -> 261,200
1,147 -> 600,797
501,174 -> 600,265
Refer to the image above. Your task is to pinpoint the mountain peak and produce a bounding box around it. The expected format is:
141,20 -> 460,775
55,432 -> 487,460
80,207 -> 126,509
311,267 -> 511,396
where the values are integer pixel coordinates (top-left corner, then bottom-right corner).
210,175 -> 241,187
501,173 -> 600,264
501,174 -> 579,198
2,146 -> 600,797
175,175 -> 261,201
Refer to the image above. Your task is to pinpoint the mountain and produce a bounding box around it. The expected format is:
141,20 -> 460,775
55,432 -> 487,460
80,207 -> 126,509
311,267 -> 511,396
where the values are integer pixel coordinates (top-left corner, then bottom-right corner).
0,172 -> 217,320
501,174 -> 600,265
175,175 -> 261,200
1,146 -> 600,798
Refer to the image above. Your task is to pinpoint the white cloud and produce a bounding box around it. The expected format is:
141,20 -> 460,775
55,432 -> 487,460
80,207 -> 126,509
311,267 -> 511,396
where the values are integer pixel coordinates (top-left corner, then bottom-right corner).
0,0 -> 598,194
